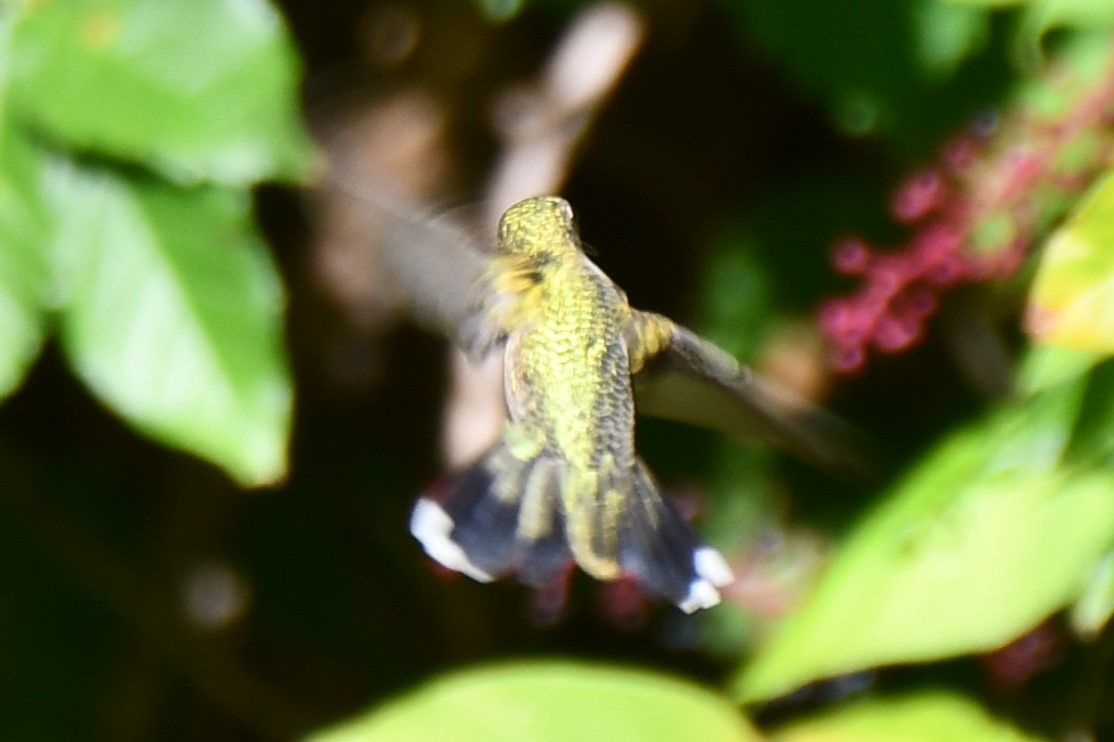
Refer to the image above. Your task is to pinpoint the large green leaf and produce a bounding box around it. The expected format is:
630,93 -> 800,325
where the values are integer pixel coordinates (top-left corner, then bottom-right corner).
8,0 -> 313,185
53,164 -> 290,486
0,127 -> 50,400
307,661 -> 761,742
1027,171 -> 1114,353
735,380 -> 1114,701
773,692 -> 1043,742
0,11 -> 50,401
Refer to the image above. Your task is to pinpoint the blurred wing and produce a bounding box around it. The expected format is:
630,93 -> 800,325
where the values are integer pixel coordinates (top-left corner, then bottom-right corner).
333,180 -> 490,347
631,316 -> 869,478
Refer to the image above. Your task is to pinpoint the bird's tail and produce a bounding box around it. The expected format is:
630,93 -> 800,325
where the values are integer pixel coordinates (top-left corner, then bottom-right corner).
410,444 -> 573,588
615,460 -> 735,613
410,442 -> 734,613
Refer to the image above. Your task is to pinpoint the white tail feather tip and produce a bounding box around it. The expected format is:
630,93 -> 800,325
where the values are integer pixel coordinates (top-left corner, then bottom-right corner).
676,547 -> 735,614
695,546 -> 735,587
409,498 -> 495,583
678,579 -> 722,614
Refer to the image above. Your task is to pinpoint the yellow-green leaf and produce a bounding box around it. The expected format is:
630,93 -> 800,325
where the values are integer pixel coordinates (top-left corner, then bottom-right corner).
9,0 -> 314,185
1070,547 -> 1114,640
773,692 -> 1044,742
735,381 -> 1114,701
0,128 -> 50,400
1027,171 -> 1114,353
308,661 -> 761,742
54,164 -> 291,486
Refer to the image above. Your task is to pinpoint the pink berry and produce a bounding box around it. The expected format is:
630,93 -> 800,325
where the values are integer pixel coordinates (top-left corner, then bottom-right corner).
872,315 -> 920,352
891,170 -> 944,223
832,237 -> 872,274
831,344 -> 865,372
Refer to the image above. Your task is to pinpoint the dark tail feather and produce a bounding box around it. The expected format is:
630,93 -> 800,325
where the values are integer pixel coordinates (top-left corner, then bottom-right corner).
409,447 -> 571,587
618,461 -> 735,613
412,447 -> 733,613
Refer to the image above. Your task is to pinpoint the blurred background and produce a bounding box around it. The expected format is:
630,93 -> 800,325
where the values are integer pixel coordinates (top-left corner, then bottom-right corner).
1,0 -> 1106,739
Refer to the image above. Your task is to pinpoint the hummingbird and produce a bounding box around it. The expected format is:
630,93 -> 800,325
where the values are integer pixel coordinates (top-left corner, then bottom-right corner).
367,193 -> 858,613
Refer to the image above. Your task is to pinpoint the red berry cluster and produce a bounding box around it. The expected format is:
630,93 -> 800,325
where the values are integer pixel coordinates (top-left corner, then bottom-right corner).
818,54 -> 1114,373
819,131 -> 1027,372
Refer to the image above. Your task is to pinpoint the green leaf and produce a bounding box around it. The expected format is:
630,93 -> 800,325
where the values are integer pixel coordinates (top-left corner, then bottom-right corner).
914,2 -> 988,79
1063,357 -> 1114,467
8,0 -> 314,185
307,661 -> 762,742
734,382 -> 1114,701
0,127 -> 51,400
53,164 -> 291,486
772,692 -> 1044,742
1027,171 -> 1114,353
1016,345 -> 1101,394
1019,0 -> 1114,45
944,0 -> 1114,27
1070,547 -> 1114,640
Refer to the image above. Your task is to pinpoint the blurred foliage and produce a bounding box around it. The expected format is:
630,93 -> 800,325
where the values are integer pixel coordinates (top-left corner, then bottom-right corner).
1028,172 -> 1114,352
771,691 -> 1044,742
717,0 -> 995,151
736,356 -> 1114,701
0,0 -> 1113,739
308,661 -> 762,741
0,0 -> 309,485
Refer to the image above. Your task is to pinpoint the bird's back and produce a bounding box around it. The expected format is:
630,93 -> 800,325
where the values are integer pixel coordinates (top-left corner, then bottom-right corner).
505,255 -> 636,473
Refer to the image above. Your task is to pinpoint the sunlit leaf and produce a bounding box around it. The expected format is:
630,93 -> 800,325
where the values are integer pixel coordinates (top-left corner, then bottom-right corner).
0,127 -> 51,400
735,381 -> 1114,701
0,13 -> 50,401
1016,345 -> 1101,394
773,691 -> 1044,742
307,661 -> 761,742
1027,171 -> 1114,353
1063,357 -> 1114,467
8,0 -> 314,185
53,164 -> 290,486
1018,0 -> 1114,47
1070,547 -> 1114,640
